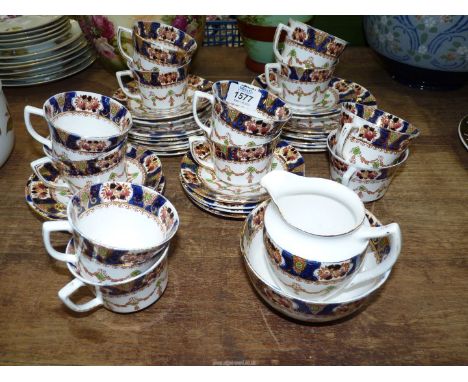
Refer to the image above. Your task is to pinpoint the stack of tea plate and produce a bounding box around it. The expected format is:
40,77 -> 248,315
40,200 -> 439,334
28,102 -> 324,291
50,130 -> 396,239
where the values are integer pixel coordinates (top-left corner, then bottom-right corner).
0,16 -> 95,87
112,75 -> 212,156
179,140 -> 305,219
252,73 -> 378,153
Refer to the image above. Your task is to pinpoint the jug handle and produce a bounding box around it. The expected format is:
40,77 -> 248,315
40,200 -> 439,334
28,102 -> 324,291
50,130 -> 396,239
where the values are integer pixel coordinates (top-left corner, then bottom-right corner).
348,222 -> 401,288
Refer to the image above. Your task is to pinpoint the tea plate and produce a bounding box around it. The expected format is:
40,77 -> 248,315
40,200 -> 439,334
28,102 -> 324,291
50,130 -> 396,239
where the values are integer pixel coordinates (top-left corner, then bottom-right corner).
182,186 -> 251,219
0,15 -> 65,35
0,20 -> 84,62
25,145 -> 165,221
252,74 -> 377,118
180,140 -> 305,204
112,75 -> 212,122
180,181 -> 258,212
0,18 -> 70,47
241,201 -> 392,322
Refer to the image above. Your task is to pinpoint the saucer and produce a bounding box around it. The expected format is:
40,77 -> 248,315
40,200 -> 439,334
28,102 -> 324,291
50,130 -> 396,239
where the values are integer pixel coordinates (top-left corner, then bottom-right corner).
25,144 -> 165,221
252,74 -> 377,118
241,201 -> 392,323
180,140 -> 305,204
112,74 -> 212,122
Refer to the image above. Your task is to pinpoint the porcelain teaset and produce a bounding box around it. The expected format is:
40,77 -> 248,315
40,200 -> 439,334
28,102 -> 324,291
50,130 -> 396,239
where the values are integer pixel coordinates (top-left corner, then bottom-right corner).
21,19 -> 419,322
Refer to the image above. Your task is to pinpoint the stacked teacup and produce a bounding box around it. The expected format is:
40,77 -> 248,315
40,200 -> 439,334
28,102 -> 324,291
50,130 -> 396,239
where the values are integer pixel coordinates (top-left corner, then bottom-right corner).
328,102 -> 420,202
43,181 -> 179,313
262,19 -> 349,151
24,91 -> 176,314
181,80 -> 292,217
115,21 -> 206,155
25,91 -> 133,194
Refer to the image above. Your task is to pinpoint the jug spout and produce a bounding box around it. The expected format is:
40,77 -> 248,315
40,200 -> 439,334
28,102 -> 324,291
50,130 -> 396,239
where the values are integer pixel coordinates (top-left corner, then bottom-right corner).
260,171 -> 306,201
260,170 -> 320,203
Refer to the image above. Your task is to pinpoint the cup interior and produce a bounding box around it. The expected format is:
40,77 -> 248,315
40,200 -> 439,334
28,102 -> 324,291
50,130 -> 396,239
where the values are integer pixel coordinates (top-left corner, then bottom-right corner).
43,91 -> 132,138
68,182 -> 179,251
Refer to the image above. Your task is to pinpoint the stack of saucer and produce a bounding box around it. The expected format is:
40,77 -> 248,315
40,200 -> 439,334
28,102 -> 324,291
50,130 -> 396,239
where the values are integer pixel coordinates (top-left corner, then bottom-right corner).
0,16 -> 95,87
112,74 -> 212,156
252,74 -> 378,152
256,19 -> 377,152
24,90 -> 166,221
241,200 -> 399,322
112,21 -> 207,156
180,140 -> 305,219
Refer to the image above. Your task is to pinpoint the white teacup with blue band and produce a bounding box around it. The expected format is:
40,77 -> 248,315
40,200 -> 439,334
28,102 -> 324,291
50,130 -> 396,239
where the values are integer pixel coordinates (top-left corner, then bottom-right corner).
117,21 -> 195,71
116,61 -> 189,111
59,241 -> 169,314
336,102 -> 420,167
265,61 -> 336,111
260,171 -> 401,299
327,130 -> 409,203
193,80 -> 291,146
189,134 -> 281,187
273,19 -> 348,68
43,182 -> 179,284
24,91 -> 132,161
30,140 -> 127,193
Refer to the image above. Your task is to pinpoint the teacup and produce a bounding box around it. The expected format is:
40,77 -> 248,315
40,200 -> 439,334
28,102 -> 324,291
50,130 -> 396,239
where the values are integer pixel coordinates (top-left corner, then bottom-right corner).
273,19 -> 348,68
193,80 -> 290,146
260,171 -> 401,299
24,91 -> 132,161
336,102 -> 420,167
189,134 -> 281,186
265,61 -> 336,110
31,140 -> 127,193
43,181 -> 179,284
117,23 -> 192,71
59,240 -> 169,313
327,130 -> 409,203
116,61 -> 189,111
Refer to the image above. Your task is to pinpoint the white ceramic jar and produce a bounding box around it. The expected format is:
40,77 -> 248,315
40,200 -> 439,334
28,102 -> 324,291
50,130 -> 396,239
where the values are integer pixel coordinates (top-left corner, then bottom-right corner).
0,80 -> 14,168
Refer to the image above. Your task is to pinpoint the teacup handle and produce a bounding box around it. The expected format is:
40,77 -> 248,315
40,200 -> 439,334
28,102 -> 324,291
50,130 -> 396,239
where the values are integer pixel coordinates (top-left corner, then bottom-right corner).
30,157 -> 70,190
115,70 -> 142,101
58,278 -> 103,313
192,90 -> 214,136
42,220 -> 77,264
335,122 -> 354,159
24,105 -> 51,148
351,222 -> 402,287
117,26 -> 133,63
341,165 -> 358,186
188,136 -> 215,171
273,23 -> 292,62
264,63 -> 282,95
